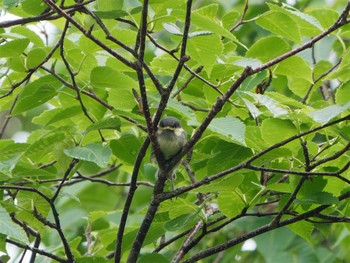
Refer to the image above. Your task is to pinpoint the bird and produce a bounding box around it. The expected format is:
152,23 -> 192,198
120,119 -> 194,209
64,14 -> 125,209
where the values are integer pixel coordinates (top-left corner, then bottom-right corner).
151,116 -> 187,190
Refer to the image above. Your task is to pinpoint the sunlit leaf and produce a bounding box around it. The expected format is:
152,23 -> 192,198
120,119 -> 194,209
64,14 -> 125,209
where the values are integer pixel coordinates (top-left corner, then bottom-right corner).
208,117 -> 246,146
86,116 -> 121,132
12,75 -> 61,115
218,190 -> 246,218
261,118 -> 297,145
0,38 -> 30,57
309,102 -> 350,124
256,11 -> 301,44
93,10 -> 128,19
64,144 -> 111,168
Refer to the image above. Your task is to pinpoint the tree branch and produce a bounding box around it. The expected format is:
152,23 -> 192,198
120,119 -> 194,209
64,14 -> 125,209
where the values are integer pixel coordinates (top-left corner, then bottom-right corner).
183,190 -> 350,262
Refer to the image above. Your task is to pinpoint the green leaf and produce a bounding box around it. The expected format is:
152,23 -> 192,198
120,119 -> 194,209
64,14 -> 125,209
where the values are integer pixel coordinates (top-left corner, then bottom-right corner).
218,190 -> 246,218
0,205 -> 28,243
64,144 -> 111,168
150,54 -> 179,76
268,3 -> 323,36
32,106 -> 81,126
164,213 -> 197,231
25,47 -> 47,69
208,117 -> 246,146
12,163 -> 57,178
258,148 -> 292,163
0,38 -> 30,57
138,253 -> 168,263
197,173 -> 244,193
261,118 -> 297,145
233,58 -> 262,69
11,26 -> 44,47
189,5 -> 244,47
93,10 -> 128,19
110,134 -> 141,166
335,82 -> 350,105
242,98 -> 261,119
14,189 -> 51,232
222,10 -> 240,29
187,34 -> 223,75
3,0 -> 21,9
295,192 -> 338,205
256,11 -> 301,44
267,92 -> 306,109
313,60 -> 333,82
265,183 -> 291,193
275,56 -> 313,83
326,49 -> 350,82
0,140 -> 29,160
207,141 -> 252,174
7,56 -> 26,72
246,36 -> 291,63
25,132 -> 66,157
96,0 -> 123,11
287,77 -> 310,98
308,103 -> 350,125
21,0 -> 47,15
86,116 -> 121,132
306,7 -> 339,29
12,75 -> 61,115
162,22 -> 182,35
90,67 -> 136,110
287,220 -> 314,244
247,93 -> 289,117
76,256 -> 109,263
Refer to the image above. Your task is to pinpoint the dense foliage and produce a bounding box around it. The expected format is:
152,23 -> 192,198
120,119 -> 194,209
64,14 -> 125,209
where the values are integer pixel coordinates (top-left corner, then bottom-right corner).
1,0 -> 350,262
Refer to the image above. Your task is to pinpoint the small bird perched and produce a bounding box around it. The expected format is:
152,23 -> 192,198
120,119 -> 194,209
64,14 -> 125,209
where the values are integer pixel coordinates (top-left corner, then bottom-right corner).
151,116 -> 187,190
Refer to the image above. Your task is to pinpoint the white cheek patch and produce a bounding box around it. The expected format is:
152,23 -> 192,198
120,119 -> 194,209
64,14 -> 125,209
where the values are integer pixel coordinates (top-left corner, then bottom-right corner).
174,128 -> 183,136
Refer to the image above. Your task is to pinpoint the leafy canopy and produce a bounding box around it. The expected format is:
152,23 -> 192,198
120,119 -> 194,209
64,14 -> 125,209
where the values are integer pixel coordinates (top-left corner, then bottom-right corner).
1,0 -> 350,262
